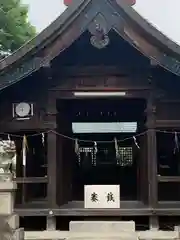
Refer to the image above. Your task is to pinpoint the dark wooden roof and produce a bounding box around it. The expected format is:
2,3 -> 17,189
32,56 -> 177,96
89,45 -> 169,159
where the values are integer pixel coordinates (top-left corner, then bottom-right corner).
0,0 -> 180,91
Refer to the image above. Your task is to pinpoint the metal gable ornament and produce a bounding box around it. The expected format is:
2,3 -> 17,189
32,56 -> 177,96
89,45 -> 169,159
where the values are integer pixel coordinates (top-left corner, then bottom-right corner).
90,24 -> 110,49
88,14 -> 111,49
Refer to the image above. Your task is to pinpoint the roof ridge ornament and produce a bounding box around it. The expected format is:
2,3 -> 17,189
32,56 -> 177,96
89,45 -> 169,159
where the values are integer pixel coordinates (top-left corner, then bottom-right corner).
116,0 -> 136,6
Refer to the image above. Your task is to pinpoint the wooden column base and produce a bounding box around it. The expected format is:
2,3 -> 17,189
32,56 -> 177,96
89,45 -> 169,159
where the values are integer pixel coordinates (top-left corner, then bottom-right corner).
149,216 -> 159,230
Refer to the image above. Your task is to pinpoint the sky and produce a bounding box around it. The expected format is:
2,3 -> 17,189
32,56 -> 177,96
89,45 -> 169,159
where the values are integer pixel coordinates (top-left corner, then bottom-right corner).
22,0 -> 180,45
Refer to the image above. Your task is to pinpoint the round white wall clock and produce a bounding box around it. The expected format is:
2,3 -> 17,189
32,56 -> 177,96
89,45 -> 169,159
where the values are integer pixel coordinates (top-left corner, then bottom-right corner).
15,102 -> 31,117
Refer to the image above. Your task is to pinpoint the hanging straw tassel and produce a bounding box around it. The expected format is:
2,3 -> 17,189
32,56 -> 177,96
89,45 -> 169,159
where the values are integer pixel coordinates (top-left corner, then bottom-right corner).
75,139 -> 81,165
133,136 -> 140,149
94,141 -> 97,154
93,142 -> 97,166
41,133 -> 45,147
22,135 -> 28,167
114,137 -> 120,165
8,134 -> 11,142
22,135 -> 28,203
7,133 -> 12,150
114,137 -> 118,156
7,134 -> 13,175
174,132 -> 179,154
75,139 -> 79,155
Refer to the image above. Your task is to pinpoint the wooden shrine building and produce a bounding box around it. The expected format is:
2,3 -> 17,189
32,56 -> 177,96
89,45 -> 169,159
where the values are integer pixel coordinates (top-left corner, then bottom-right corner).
1,0 -> 180,231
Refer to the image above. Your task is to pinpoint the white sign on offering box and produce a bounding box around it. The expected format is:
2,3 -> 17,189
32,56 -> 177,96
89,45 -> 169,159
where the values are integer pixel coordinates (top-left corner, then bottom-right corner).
84,185 -> 120,209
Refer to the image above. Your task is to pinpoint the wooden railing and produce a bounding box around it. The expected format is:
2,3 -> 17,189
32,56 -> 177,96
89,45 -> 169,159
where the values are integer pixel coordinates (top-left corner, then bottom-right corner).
158,175 -> 180,183
14,176 -> 48,184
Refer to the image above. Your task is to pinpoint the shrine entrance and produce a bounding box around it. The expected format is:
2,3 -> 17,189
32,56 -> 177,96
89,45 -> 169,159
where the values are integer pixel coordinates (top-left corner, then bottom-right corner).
57,97 -> 146,203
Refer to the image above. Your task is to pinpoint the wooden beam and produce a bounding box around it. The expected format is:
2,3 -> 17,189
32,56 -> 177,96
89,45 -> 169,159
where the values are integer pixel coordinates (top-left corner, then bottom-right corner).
156,120 -> 180,128
146,91 -> 158,208
14,177 -> 48,184
14,206 -> 180,216
158,176 -> 180,183
53,66 -> 152,77
14,200 -> 152,216
0,120 -> 56,132
49,74 -> 150,92
49,89 -> 150,100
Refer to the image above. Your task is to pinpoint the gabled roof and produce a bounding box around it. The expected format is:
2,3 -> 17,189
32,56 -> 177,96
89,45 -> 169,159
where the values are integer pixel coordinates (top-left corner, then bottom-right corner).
0,0 -> 180,91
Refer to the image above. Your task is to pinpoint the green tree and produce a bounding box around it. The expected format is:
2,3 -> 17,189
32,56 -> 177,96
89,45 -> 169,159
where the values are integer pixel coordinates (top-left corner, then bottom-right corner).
0,0 -> 36,54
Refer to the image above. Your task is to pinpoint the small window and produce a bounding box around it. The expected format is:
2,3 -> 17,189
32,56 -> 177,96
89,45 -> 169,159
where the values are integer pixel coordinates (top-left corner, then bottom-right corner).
72,122 -> 137,133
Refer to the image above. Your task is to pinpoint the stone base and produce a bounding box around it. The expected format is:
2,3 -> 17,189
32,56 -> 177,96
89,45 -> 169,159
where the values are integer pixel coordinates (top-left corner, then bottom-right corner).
0,182 -> 17,215
13,228 -> 24,240
7,214 -> 19,230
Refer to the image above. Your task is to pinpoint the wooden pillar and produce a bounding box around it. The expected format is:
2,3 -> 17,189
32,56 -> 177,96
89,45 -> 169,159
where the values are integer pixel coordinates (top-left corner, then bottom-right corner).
146,91 -> 158,208
46,92 -> 57,208
139,134 -> 148,203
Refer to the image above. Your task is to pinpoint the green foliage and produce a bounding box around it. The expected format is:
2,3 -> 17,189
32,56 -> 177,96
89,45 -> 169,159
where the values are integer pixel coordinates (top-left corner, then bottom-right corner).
0,0 -> 36,53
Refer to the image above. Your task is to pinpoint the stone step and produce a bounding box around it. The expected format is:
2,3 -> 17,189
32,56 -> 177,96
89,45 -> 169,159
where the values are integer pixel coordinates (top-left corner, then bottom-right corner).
68,236 -> 138,240
69,221 -> 135,232
24,231 -> 178,240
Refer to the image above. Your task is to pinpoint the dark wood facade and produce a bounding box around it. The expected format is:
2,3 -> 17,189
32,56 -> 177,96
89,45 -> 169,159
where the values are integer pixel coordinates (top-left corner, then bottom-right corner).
1,0 -> 180,230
